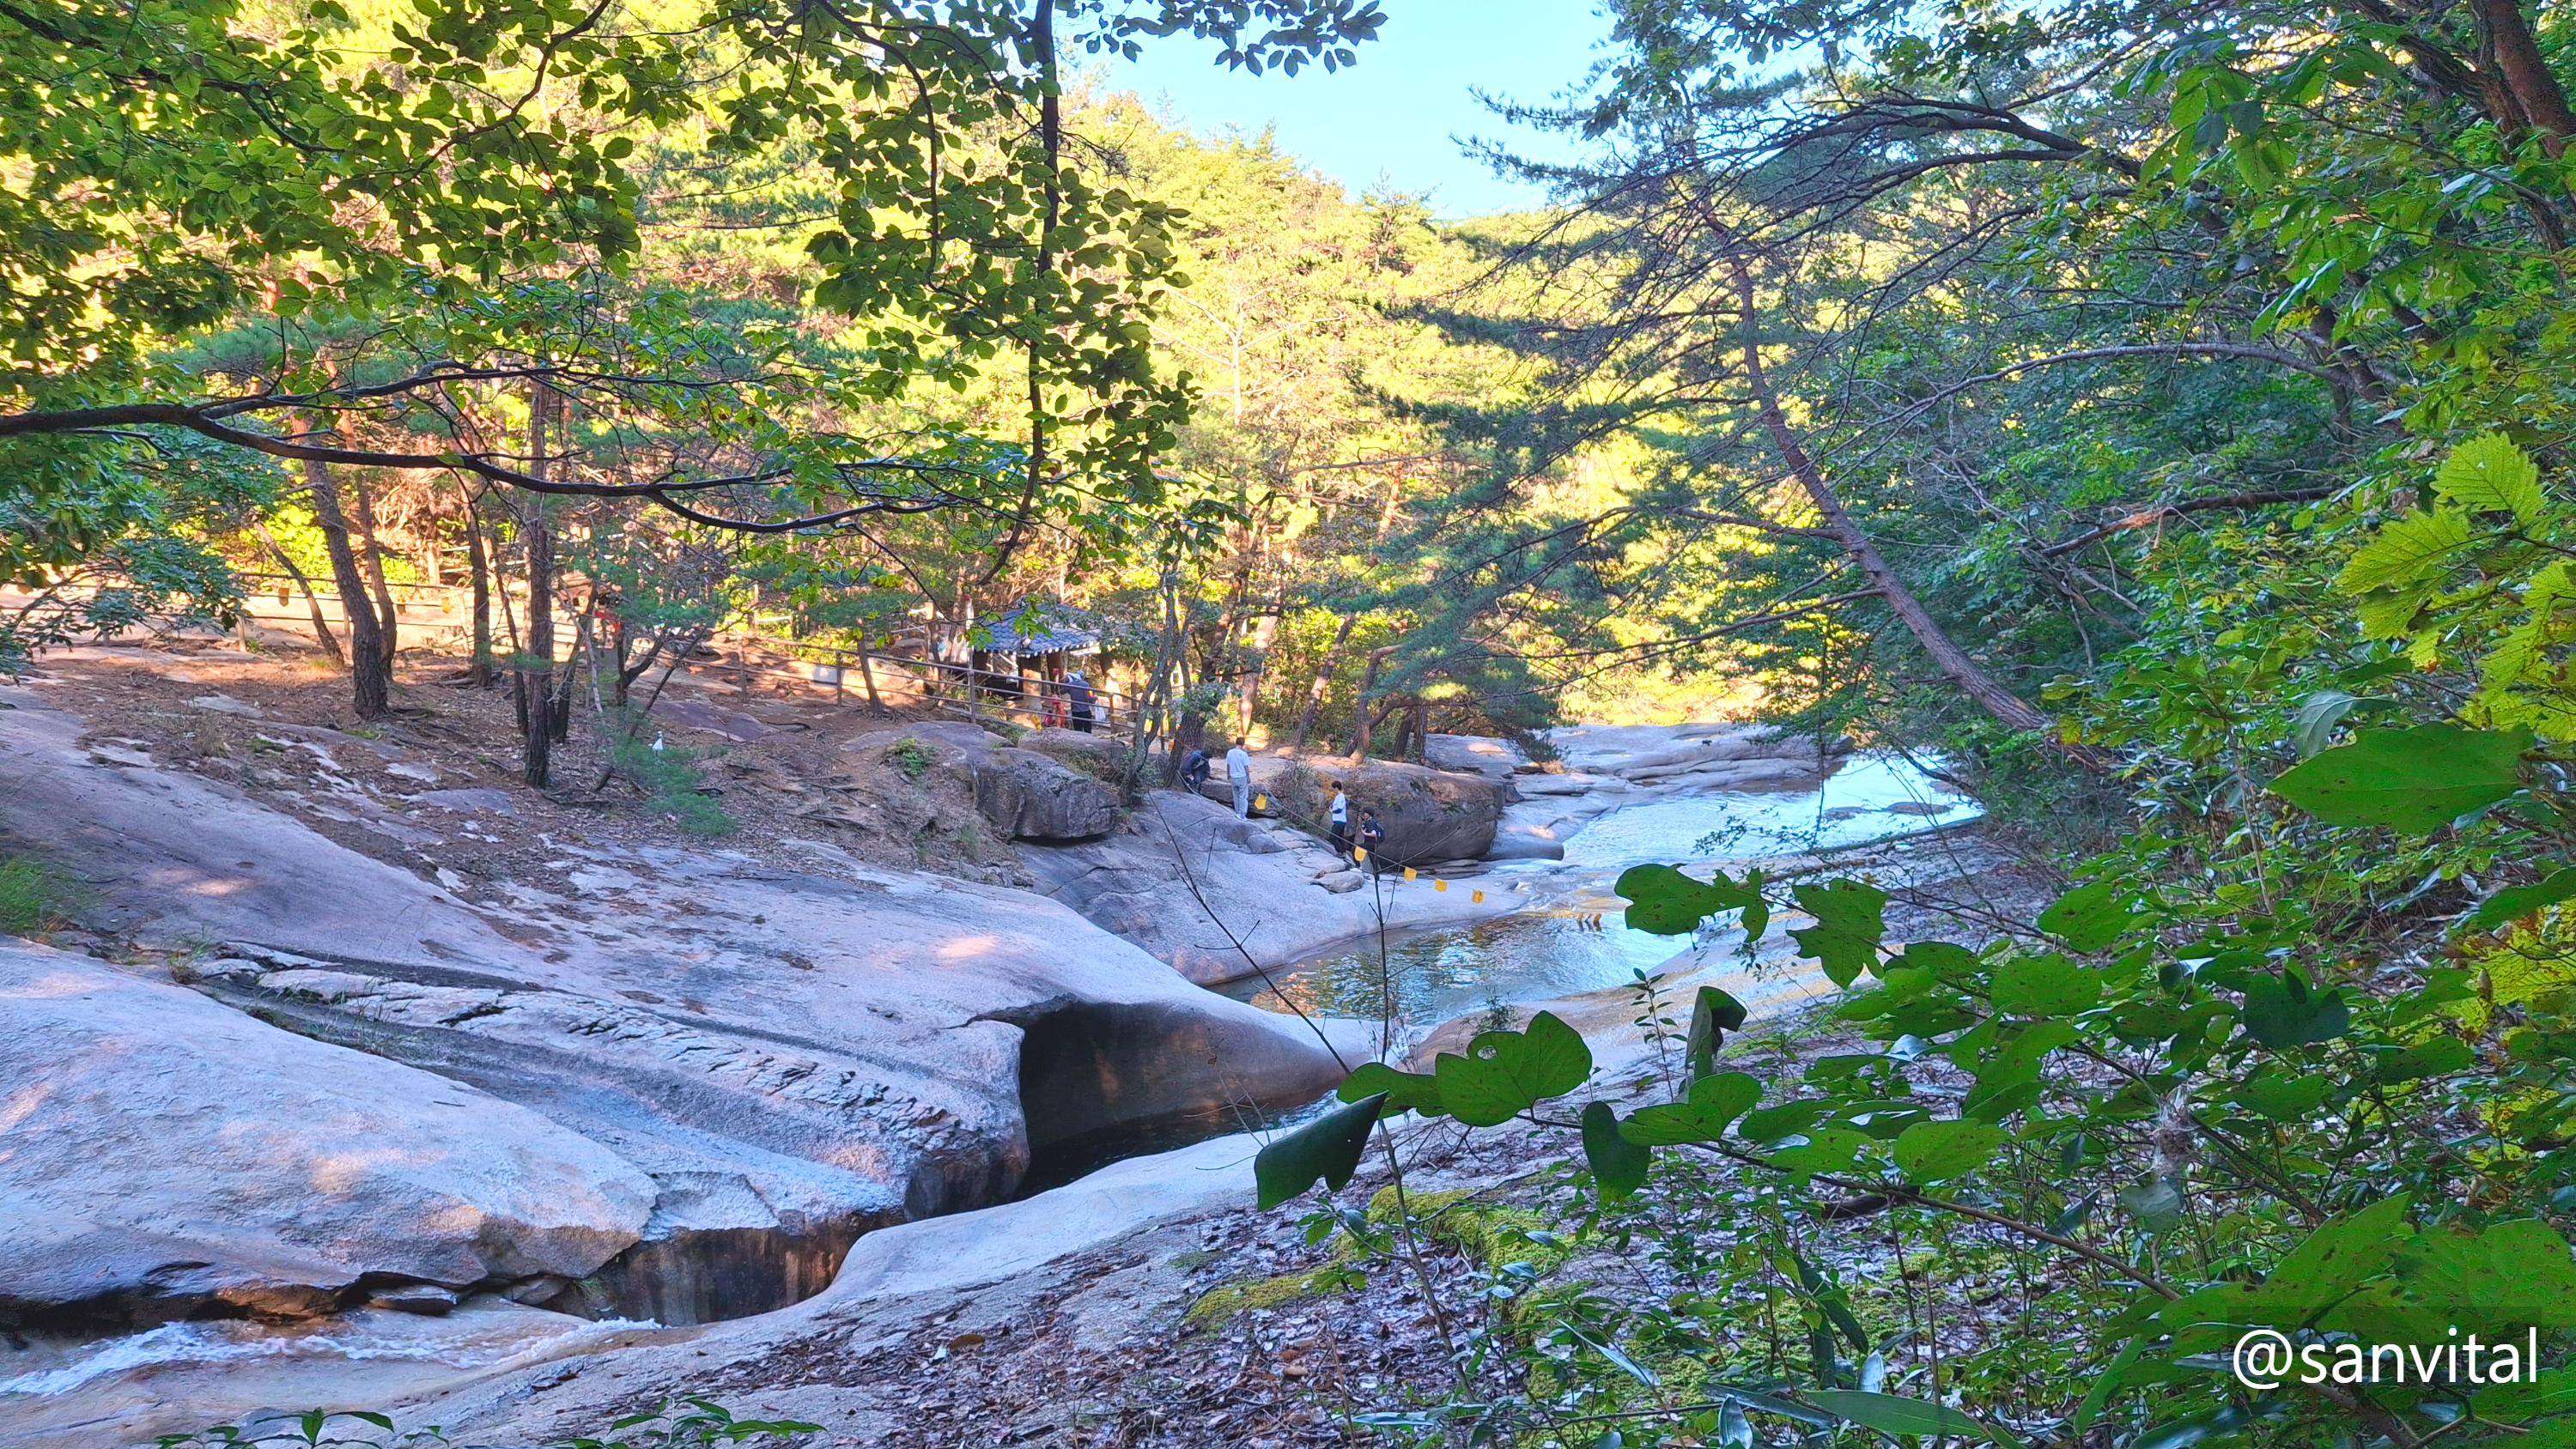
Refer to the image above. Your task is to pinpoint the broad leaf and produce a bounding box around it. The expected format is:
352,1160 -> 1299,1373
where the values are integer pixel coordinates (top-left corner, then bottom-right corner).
1737,1100 -> 1828,1146
1431,1011 -> 1591,1126
1254,1093 -> 1385,1209
2269,724 -> 2529,833
2334,506 -> 2472,593
2239,970 -> 2349,1048
2233,1071 -> 2330,1121
1616,863 -> 1765,936
1990,954 -> 2102,1016
2291,689 -> 2367,759
2374,1035 -> 2473,1082
1685,985 -> 1748,1079
2036,880 -> 2135,952
1790,880 -> 1888,986
2388,1217 -> 2576,1329
2117,1175 -> 2186,1234
1339,1063 -> 1444,1116
1893,1119 -> 2009,1183
2434,432 -> 2546,526
1621,1070 -> 1762,1145
2234,1198 -> 2412,1327
1768,1125 -> 1874,1179
2475,867 -> 2576,929
1581,1100 -> 1651,1201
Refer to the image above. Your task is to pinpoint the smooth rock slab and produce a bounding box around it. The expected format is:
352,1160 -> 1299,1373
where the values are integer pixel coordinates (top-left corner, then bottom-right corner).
0,942 -> 653,1327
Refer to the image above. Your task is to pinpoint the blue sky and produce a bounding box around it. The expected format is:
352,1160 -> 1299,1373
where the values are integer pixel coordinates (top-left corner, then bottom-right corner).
1096,1 -> 1618,217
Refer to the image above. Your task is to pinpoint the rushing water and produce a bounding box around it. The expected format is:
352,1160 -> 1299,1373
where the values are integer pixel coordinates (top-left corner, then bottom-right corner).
1225,754 -> 1978,1032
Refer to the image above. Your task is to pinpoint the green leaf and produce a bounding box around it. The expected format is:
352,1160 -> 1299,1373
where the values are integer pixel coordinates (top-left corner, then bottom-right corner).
1616,864 -> 1765,936
1339,1063 -> 1444,1116
2036,881 -> 2134,951
2434,432 -> 2546,527
1685,985 -> 1748,1079
2233,1071 -> 2330,1121
1790,880 -> 1888,986
2390,1218 -> 2576,1329
2244,1197 -> 2413,1319
2475,867 -> 2576,929
2471,1366 -> 2576,1426
2335,506 -> 2472,594
1254,1093 -> 1385,1209
1582,1101 -> 1651,1201
2375,1035 -> 2473,1082
2291,688 -> 2368,758
2269,724 -> 2530,833
1989,954 -> 2103,1016
1893,1119 -> 2010,1183
1621,1070 -> 1762,1145
2239,970 -> 2350,1048
1768,1125 -> 1874,1178
1737,1100 -> 1828,1146
1807,1391 -> 2020,1445
1431,1011 -> 1591,1126
2117,1175 -> 2186,1234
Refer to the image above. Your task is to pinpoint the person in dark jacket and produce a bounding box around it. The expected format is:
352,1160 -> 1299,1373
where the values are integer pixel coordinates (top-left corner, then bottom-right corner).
1357,807 -> 1385,873
1181,744 -> 1211,794
1067,671 -> 1096,732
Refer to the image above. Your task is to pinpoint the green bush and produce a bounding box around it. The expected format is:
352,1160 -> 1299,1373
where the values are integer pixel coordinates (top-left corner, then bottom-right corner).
600,712 -> 736,838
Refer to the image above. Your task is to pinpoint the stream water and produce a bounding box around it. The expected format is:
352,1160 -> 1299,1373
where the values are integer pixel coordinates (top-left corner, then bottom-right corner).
1222,754 -> 1980,1032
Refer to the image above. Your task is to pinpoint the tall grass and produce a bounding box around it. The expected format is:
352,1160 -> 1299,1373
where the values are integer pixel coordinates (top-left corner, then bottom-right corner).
0,855 -> 81,935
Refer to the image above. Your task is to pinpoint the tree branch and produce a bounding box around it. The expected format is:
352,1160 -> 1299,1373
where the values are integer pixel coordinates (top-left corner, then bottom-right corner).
2041,487 -> 2338,556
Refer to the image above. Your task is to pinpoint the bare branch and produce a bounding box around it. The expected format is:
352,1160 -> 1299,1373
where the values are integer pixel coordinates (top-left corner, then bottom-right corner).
2041,486 -> 2339,557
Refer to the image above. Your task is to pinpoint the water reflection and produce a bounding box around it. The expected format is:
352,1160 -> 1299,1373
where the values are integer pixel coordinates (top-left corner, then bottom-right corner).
1229,754 -> 1977,1037
1224,907 -> 1693,1027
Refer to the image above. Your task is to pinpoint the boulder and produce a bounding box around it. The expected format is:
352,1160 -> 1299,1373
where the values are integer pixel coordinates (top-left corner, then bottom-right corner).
973,747 -> 1121,841
1016,726 -> 1134,779
1421,734 -> 1528,779
1018,791 -> 1516,986
0,942 -> 653,1327
840,722 -> 1119,843
0,686 -> 1350,1326
1234,755 -> 1510,864
1546,722 -> 1839,785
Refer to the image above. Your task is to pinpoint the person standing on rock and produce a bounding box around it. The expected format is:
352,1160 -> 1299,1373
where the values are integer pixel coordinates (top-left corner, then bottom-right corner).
1182,743 -> 1211,796
1358,807 -> 1384,874
1327,779 -> 1352,858
1225,737 -> 1252,816
1067,671 -> 1096,733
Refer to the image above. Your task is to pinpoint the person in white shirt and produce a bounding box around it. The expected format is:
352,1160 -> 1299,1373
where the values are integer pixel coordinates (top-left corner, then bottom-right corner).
1327,779 -> 1352,858
1224,737 -> 1253,817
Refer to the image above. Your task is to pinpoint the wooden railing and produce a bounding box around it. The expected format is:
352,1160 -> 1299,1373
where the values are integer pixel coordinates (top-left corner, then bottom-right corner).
227,571 -> 1138,730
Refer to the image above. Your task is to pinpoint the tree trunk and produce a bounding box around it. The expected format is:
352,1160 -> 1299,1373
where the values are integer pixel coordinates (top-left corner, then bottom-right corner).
1344,646 -> 1394,763
465,497 -> 495,688
301,443 -> 388,719
1733,265 -> 2061,742
1236,608 -> 1276,739
2470,0 -> 2576,155
1291,611 -> 1358,751
252,520 -> 342,667
855,643 -> 887,715
349,470 -> 399,670
517,384 -> 558,787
